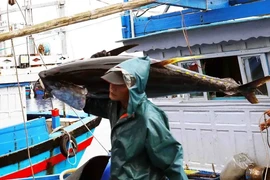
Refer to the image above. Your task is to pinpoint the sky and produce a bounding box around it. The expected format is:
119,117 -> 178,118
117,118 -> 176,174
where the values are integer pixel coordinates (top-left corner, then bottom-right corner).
0,0 -> 181,59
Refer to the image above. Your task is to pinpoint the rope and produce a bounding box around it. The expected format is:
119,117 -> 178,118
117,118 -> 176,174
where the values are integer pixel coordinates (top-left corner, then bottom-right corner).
6,2 -> 35,179
50,126 -> 78,166
63,129 -> 77,166
70,108 -> 110,155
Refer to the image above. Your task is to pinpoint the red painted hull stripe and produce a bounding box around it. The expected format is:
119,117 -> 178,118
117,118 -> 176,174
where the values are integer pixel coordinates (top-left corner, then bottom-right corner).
1,136 -> 94,180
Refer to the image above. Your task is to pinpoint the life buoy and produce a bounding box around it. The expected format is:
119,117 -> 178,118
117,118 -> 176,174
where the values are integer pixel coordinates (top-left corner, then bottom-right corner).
60,133 -> 78,157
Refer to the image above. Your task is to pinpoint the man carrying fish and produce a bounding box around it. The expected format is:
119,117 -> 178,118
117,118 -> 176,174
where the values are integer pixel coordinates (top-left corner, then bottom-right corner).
83,56 -> 188,179
38,44 -> 270,179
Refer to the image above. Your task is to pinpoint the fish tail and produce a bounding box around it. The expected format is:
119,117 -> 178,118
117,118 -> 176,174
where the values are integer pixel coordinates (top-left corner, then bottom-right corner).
239,76 -> 270,104
241,92 -> 258,104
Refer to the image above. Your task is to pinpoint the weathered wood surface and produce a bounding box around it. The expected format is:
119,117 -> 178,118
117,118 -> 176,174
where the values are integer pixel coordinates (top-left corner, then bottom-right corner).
0,0 -> 155,42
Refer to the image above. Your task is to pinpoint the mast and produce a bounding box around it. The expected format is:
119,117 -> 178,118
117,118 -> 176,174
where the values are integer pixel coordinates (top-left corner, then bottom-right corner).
24,0 -> 34,67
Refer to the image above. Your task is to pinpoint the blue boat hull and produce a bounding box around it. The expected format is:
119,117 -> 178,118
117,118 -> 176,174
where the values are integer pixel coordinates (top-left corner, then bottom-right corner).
16,155 -> 111,180
0,116 -> 101,179
19,174 -> 61,180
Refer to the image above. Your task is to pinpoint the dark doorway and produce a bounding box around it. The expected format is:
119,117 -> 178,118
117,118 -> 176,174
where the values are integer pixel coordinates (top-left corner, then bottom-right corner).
201,56 -> 242,98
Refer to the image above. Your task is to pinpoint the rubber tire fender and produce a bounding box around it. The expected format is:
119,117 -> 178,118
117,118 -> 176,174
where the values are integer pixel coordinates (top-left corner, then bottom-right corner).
60,133 -> 78,157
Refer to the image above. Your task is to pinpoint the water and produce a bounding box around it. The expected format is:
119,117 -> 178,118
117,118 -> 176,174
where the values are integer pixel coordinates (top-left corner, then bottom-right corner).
26,96 -> 88,117
26,96 -> 62,113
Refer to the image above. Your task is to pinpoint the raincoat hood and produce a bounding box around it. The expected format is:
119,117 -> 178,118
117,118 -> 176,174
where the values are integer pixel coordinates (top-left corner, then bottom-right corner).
115,56 -> 150,116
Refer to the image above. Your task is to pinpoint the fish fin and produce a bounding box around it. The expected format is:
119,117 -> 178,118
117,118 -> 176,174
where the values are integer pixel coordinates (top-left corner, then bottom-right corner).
239,76 -> 270,90
153,56 -> 202,67
107,44 -> 138,56
239,76 -> 270,104
242,92 -> 258,104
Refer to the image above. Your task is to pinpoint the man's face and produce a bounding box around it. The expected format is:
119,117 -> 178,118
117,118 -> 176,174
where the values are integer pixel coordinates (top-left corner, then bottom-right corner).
109,83 -> 129,102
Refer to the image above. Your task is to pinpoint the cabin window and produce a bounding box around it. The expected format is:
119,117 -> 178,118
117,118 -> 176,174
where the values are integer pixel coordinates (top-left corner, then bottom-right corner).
238,54 -> 269,96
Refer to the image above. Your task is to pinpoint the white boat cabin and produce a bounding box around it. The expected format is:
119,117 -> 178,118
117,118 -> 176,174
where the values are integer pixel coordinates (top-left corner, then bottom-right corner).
0,83 -> 27,128
121,16 -> 270,172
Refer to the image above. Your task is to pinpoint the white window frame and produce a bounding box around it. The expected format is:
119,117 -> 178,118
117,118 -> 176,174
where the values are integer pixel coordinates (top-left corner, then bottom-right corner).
238,53 -> 270,97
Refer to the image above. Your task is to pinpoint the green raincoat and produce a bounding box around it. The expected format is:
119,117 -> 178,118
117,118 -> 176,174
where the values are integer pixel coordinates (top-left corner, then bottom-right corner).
83,57 -> 188,180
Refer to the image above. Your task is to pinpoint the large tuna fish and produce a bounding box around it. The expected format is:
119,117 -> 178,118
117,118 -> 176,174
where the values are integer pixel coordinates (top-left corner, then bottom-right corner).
38,45 -> 270,110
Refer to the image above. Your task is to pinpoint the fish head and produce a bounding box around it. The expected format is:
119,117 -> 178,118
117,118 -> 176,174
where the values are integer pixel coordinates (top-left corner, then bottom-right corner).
36,44 -> 139,110
39,70 -> 88,110
38,55 -> 135,110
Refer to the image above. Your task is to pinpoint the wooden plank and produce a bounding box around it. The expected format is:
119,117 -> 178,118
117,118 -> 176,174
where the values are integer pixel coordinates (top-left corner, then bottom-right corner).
0,0 -> 155,42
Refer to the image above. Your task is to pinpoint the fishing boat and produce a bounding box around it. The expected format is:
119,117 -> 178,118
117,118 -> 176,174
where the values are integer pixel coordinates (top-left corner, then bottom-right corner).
0,54 -> 68,98
119,0 -> 270,179
16,156 -> 220,180
0,0 -> 126,178
17,155 -> 112,180
4,0 -> 270,179
0,82 -> 101,179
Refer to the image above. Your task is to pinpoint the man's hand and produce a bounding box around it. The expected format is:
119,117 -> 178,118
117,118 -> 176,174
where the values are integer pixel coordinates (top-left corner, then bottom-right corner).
260,119 -> 270,131
259,109 -> 270,131
265,110 -> 270,116
91,50 -> 111,58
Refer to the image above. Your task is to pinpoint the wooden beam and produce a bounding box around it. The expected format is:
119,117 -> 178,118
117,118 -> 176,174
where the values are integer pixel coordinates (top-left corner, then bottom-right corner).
0,0 -> 155,42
